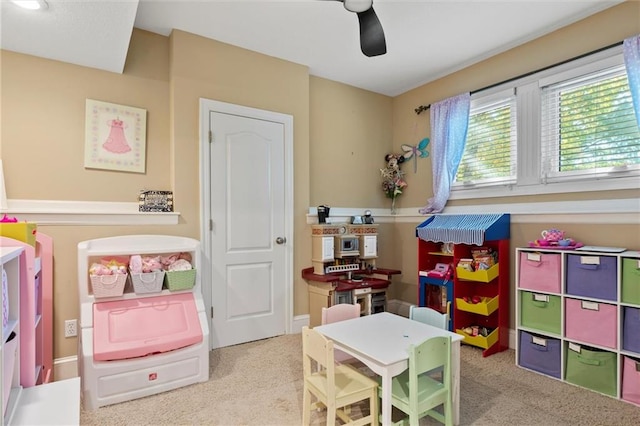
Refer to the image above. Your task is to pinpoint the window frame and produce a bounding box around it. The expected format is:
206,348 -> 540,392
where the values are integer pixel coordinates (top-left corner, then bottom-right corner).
449,44 -> 639,201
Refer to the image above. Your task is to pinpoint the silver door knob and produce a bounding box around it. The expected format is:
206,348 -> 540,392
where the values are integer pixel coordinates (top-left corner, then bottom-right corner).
275,237 -> 286,244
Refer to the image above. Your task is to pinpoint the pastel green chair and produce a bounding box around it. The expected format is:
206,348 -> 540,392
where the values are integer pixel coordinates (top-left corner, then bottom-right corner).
378,335 -> 452,426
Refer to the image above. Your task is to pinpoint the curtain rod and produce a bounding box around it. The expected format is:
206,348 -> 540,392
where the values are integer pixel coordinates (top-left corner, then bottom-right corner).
414,40 -> 624,115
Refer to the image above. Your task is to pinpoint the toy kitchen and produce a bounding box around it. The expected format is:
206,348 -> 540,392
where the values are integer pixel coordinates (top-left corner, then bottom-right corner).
302,223 -> 401,327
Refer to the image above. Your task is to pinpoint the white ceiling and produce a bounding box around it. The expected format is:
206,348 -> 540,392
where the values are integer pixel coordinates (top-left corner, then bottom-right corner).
0,0 -> 625,96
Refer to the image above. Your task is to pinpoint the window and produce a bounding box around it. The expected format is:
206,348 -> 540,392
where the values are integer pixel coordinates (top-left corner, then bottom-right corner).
541,65 -> 640,182
452,45 -> 640,200
455,90 -> 517,188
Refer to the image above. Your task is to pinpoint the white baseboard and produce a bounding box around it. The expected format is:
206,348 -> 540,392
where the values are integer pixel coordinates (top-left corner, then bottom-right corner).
53,356 -> 78,381
291,314 -> 309,333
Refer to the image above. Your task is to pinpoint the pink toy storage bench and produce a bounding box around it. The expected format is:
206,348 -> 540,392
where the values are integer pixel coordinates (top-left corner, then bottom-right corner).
518,251 -> 561,293
565,298 -> 617,349
78,235 -> 210,411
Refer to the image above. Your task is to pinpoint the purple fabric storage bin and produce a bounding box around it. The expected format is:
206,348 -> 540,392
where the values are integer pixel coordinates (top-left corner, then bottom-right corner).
623,306 -> 640,354
566,254 -> 617,301
518,331 -> 561,378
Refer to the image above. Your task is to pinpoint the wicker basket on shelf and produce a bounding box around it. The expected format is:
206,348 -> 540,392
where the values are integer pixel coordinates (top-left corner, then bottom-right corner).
130,270 -> 165,294
164,268 -> 196,291
90,273 -> 127,298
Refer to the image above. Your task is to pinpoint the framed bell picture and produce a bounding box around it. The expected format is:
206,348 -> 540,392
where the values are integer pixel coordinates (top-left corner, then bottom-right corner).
84,99 -> 147,173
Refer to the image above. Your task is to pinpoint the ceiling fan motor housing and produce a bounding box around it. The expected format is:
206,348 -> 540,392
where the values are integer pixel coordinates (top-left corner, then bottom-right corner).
343,0 -> 373,13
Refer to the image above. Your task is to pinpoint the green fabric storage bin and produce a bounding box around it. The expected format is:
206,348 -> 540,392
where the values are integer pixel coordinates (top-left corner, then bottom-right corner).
621,258 -> 640,306
565,344 -> 617,397
520,291 -> 561,335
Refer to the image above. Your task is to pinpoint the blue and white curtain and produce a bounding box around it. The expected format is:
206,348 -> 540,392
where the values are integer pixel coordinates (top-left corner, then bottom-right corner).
418,92 -> 471,214
623,34 -> 640,127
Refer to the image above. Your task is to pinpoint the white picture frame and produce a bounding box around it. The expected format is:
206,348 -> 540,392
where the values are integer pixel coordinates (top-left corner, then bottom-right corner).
84,99 -> 147,173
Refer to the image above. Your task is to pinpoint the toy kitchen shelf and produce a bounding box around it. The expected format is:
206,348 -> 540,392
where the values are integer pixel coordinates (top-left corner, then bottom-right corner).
305,222 -> 401,326
416,213 -> 510,357
302,267 -> 401,327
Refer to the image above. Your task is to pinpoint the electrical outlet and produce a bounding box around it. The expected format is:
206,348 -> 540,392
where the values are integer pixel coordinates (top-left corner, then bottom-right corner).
64,319 -> 77,338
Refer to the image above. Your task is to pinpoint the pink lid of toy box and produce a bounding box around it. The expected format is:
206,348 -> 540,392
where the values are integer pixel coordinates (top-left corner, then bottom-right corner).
93,293 -> 202,361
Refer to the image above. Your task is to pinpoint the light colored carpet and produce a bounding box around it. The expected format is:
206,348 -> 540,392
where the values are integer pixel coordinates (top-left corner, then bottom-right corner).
80,333 -> 640,425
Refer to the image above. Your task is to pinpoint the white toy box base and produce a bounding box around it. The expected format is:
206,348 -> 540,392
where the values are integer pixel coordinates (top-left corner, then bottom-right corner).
79,315 -> 209,410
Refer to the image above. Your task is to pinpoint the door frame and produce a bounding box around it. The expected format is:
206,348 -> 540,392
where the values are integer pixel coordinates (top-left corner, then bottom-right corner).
199,98 -> 294,350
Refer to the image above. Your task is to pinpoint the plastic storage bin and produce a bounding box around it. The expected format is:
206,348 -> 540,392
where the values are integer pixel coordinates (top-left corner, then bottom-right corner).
518,331 -> 561,378
622,258 -> 640,305
621,356 -> 640,405
518,252 -> 561,293
565,298 -> 617,349
623,306 -> 640,354
566,254 -> 617,301
565,343 -> 617,397
520,291 -> 561,335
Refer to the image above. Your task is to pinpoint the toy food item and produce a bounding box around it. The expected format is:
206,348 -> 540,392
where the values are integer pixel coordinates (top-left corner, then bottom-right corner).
472,295 -> 482,304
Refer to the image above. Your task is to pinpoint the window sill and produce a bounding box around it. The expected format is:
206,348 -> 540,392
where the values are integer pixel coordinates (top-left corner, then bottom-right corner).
2,199 -> 179,226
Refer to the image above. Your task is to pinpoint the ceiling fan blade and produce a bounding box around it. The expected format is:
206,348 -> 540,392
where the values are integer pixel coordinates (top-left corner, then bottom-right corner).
356,7 -> 386,57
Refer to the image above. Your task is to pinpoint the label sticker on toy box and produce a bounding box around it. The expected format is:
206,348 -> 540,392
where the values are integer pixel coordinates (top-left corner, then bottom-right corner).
581,301 -> 599,311
580,256 -> 600,265
527,253 -> 541,262
532,336 -> 547,347
533,294 -> 549,303
568,342 -> 581,353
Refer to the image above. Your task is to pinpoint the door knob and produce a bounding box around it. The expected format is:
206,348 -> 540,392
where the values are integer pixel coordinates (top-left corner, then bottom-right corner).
275,237 -> 286,244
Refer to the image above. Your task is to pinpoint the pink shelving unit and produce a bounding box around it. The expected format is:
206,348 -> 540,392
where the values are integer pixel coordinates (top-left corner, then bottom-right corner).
0,233 -> 53,387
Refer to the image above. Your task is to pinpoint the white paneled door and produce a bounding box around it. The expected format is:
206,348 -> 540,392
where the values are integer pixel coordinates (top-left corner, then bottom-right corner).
201,99 -> 293,349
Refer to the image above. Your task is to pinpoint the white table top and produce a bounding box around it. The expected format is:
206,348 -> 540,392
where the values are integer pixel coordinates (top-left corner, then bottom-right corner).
314,312 -> 463,366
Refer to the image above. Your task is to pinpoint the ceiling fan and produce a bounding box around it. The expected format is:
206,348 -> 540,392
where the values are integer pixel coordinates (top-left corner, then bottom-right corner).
335,0 -> 387,57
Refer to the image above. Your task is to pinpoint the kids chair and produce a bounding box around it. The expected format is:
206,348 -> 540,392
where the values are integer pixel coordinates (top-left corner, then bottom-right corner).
301,326 -> 379,426
378,336 -> 452,426
409,302 -> 450,330
321,304 -> 361,364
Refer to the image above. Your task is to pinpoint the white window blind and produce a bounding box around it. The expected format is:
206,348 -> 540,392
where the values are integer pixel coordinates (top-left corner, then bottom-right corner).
455,92 -> 517,187
540,64 -> 640,183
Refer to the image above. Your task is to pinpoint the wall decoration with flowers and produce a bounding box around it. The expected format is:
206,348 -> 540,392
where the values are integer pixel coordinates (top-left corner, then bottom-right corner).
380,153 -> 407,214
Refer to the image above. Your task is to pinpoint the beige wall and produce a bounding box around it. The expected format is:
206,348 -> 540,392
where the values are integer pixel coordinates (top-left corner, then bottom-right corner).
1,1 -> 639,361
309,77 -> 393,207
1,27 -> 393,360
388,1 -> 640,328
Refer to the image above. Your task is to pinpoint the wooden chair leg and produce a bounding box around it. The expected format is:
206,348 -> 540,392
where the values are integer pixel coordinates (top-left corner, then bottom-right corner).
302,387 -> 311,425
371,388 -> 379,426
444,400 -> 453,426
326,401 -> 336,426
